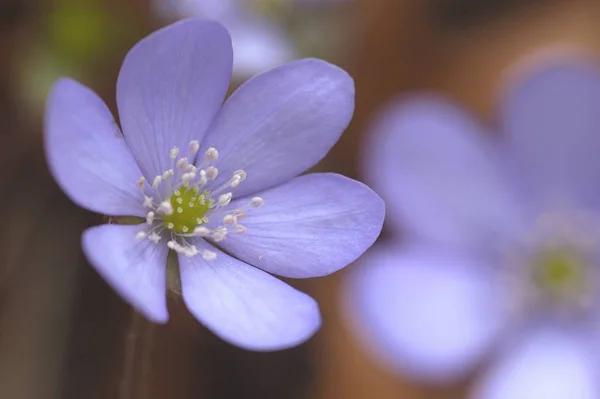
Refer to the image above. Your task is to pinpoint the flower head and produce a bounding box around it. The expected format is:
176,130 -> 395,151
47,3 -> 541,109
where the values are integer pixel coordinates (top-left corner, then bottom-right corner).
45,19 -> 383,351
346,62 -> 600,396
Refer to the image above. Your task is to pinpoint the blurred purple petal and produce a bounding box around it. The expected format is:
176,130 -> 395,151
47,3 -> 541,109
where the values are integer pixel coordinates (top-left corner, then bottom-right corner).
201,59 -> 354,198
45,78 -> 145,217
364,97 -> 524,251
179,240 -> 321,351
501,63 -> 600,209
229,20 -> 296,77
473,328 -> 600,399
117,19 -> 233,179
217,173 -> 384,278
346,245 -> 504,382
82,224 -> 169,323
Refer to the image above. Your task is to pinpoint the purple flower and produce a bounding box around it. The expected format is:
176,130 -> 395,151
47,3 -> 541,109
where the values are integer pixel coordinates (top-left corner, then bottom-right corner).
45,19 -> 383,351
154,0 -> 349,77
345,62 -> 600,397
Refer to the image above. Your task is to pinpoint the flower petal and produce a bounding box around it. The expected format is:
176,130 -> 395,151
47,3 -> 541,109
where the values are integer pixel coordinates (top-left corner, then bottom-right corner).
82,224 -> 169,323
117,19 -> 233,179
364,96 -> 523,251
473,328 -> 600,399
345,245 -> 504,382
217,173 -> 384,278
229,19 -> 296,78
179,240 -> 321,351
200,58 -> 354,198
45,78 -> 145,217
501,63 -> 600,209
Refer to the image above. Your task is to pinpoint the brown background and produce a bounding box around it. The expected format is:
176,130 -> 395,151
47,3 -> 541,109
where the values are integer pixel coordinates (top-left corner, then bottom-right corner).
1,0 -> 600,398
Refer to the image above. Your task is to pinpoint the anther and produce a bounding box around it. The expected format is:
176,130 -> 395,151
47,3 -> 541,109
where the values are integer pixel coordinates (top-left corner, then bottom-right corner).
162,169 -> 174,180
143,196 -> 154,208
135,231 -> 147,240
235,224 -> 247,234
157,201 -> 173,215
223,215 -> 236,225
189,140 -> 200,154
233,169 -> 247,181
146,211 -> 155,225
149,232 -> 161,244
152,176 -> 162,189
176,158 -> 189,169
250,197 -> 264,208
217,193 -> 233,207
202,250 -> 217,260
205,147 -> 219,162
205,166 -> 218,180
182,172 -> 196,182
169,147 -> 180,160
194,226 -> 210,237
137,177 -> 145,188
213,229 -> 228,242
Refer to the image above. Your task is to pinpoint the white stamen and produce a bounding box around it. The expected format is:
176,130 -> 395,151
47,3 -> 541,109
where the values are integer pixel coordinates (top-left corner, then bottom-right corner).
152,176 -> 162,189
146,211 -> 155,225
205,147 -> 219,162
143,196 -> 154,208
162,169 -> 174,180
176,158 -> 189,169
217,193 -> 232,207
235,224 -> 247,234
194,226 -> 210,237
149,232 -> 161,244
182,172 -> 196,182
205,166 -> 218,180
170,147 -> 180,160
230,176 -> 242,188
233,169 -> 247,181
223,214 -> 236,225
213,229 -> 228,242
233,209 -> 246,219
184,246 -> 198,257
135,231 -> 147,240
250,197 -> 264,208
189,140 -> 200,154
157,201 -> 173,215
202,250 -> 217,260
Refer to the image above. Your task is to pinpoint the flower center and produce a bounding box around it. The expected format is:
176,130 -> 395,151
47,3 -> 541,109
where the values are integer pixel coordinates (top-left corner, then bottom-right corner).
162,185 -> 212,234
134,141 -> 264,259
533,248 -> 587,302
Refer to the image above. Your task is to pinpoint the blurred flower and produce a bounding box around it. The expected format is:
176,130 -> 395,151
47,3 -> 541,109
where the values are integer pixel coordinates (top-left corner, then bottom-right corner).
345,63 -> 600,397
45,19 -> 384,351
154,0 -> 349,78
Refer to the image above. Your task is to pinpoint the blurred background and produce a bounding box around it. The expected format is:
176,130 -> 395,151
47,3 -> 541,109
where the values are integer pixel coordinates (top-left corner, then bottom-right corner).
1,0 -> 600,398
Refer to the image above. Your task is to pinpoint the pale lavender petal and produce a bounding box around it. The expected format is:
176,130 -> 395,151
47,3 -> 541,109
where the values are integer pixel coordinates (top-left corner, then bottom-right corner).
365,96 -> 523,251
501,63 -> 600,209
201,58 -> 354,198
473,328 -> 600,399
179,240 -> 320,351
345,245 -> 504,382
82,224 -> 169,323
117,19 -> 233,179
45,78 -> 145,217
217,173 -> 384,278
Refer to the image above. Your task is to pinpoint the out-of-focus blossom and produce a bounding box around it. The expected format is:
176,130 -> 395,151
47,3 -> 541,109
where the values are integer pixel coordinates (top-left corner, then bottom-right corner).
154,0 -> 349,78
345,62 -> 600,398
45,19 -> 384,351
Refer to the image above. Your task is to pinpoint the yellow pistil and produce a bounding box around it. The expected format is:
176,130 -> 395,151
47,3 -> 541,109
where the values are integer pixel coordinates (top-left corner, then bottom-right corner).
162,184 -> 213,234
533,248 -> 586,301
